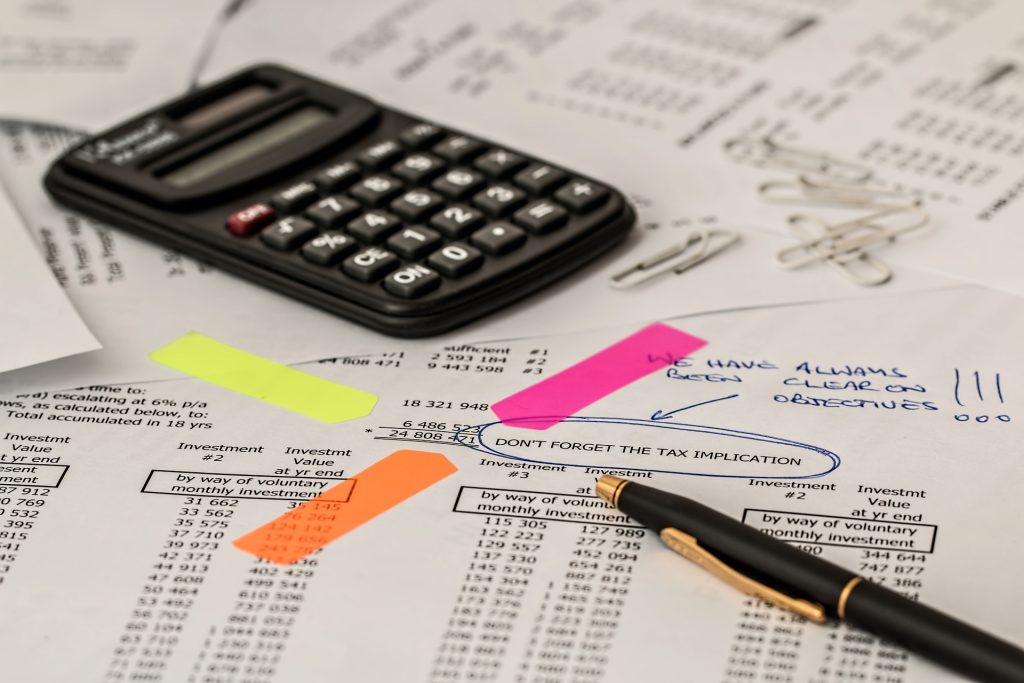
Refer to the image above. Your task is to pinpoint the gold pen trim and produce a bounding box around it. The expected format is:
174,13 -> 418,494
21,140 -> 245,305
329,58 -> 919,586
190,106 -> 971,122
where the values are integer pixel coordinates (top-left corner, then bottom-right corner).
837,576 -> 864,620
659,527 -> 828,624
596,475 -> 628,507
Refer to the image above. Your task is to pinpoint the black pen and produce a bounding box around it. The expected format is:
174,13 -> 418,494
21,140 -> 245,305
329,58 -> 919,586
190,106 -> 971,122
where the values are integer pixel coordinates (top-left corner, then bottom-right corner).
595,475 -> 1024,683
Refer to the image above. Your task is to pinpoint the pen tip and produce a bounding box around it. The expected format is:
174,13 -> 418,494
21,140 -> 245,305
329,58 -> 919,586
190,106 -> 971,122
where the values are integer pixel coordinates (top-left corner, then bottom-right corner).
595,475 -> 628,506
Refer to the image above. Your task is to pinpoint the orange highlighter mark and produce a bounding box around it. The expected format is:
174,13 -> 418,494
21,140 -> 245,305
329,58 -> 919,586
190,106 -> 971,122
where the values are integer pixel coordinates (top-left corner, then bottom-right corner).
233,450 -> 457,564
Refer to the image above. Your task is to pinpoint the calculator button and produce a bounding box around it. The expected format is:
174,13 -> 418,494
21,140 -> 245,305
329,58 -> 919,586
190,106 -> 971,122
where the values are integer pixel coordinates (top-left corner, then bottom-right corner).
384,264 -> 441,298
305,195 -> 361,229
226,203 -> 275,237
270,181 -> 319,213
314,161 -> 361,193
474,150 -> 527,178
512,200 -> 569,234
514,164 -> 567,194
400,123 -> 445,149
260,217 -> 318,251
347,210 -> 401,243
387,226 -> 442,260
555,179 -> 609,213
432,168 -> 486,200
433,135 -> 485,163
430,204 -> 485,238
350,175 -> 403,206
427,243 -> 483,278
390,189 -> 445,222
470,223 -> 526,255
358,140 -> 404,169
472,184 -> 527,217
392,153 -> 445,184
301,231 -> 358,266
343,247 -> 400,282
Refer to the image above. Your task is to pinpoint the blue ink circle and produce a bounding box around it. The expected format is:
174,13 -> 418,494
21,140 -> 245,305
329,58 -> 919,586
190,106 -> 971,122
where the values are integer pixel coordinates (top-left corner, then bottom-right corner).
454,416 -> 840,480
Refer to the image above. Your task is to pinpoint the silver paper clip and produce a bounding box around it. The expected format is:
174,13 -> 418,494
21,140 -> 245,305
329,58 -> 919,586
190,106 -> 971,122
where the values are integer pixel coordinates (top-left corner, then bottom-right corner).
610,229 -> 740,288
775,206 -> 929,286
759,175 -> 921,211
724,134 -> 872,184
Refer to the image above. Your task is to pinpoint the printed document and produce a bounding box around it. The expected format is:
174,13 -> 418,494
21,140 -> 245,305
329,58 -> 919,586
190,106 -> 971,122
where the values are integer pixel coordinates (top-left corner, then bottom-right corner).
0,180 -> 99,373
0,0 -> 228,130
0,286 -> 1020,681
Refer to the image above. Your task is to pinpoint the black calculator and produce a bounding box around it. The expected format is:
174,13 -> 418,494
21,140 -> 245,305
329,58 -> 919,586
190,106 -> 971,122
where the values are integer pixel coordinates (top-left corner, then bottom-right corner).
44,64 -> 635,336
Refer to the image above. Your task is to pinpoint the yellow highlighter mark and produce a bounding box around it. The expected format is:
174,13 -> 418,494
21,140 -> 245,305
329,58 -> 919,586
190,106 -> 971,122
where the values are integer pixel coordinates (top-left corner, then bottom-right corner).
150,332 -> 377,423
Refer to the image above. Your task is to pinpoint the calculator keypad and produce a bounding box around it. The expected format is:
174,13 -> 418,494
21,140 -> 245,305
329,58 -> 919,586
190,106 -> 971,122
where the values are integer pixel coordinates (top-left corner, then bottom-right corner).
343,247 -> 399,281
306,196 -> 361,229
227,203 -> 276,236
384,264 -> 441,298
430,205 -> 485,238
427,243 -> 482,277
432,168 -> 486,200
473,184 -> 527,217
261,217 -> 317,250
387,226 -> 442,260
301,231 -> 358,265
271,181 -> 319,213
475,150 -> 527,178
470,223 -> 526,255
314,161 -> 360,193
348,210 -> 401,243
224,123 -> 617,302
390,189 -> 445,222
350,175 -> 403,206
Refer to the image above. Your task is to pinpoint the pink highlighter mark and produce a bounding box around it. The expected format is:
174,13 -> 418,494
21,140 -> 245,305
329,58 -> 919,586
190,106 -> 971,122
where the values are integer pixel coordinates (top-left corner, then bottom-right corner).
492,323 -> 707,431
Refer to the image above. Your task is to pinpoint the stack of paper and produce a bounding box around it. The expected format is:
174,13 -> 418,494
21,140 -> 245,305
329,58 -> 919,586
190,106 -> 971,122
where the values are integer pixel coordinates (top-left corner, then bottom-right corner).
1,2 -> 1022,681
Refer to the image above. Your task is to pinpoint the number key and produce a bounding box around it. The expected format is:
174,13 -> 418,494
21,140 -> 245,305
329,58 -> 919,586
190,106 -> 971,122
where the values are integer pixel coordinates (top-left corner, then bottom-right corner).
427,243 -> 483,278
305,195 -> 361,229
347,210 -> 401,243
390,189 -> 445,222
472,184 -> 527,217
350,174 -> 403,206
430,204 -> 485,238
387,226 -> 442,260
392,153 -> 445,184
432,168 -> 486,200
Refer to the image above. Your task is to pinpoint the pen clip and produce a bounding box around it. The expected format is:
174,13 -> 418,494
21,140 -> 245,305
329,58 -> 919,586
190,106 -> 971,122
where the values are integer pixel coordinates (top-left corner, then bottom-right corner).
659,527 -> 827,623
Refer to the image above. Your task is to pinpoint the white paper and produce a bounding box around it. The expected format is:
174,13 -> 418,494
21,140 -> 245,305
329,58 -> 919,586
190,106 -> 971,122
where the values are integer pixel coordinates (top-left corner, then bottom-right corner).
0,123 -> 955,395
0,286 -> 1020,681
0,179 -> 99,373
0,0 -> 229,130
205,0 -> 1020,292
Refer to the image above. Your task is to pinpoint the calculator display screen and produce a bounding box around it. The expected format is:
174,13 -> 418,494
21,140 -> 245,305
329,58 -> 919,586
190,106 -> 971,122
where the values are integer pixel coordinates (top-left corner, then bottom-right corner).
163,106 -> 331,188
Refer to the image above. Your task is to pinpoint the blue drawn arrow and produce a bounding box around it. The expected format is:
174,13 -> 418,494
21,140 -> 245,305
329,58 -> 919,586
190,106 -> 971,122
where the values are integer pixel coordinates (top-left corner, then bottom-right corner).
650,393 -> 739,421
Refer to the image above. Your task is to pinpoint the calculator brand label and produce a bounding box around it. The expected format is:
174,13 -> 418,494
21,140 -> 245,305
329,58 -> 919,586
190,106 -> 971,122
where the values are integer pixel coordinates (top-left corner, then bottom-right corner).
74,117 -> 179,165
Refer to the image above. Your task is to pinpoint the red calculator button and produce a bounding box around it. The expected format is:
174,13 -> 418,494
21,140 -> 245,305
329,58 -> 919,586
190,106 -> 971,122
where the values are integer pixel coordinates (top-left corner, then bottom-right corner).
226,203 -> 275,236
